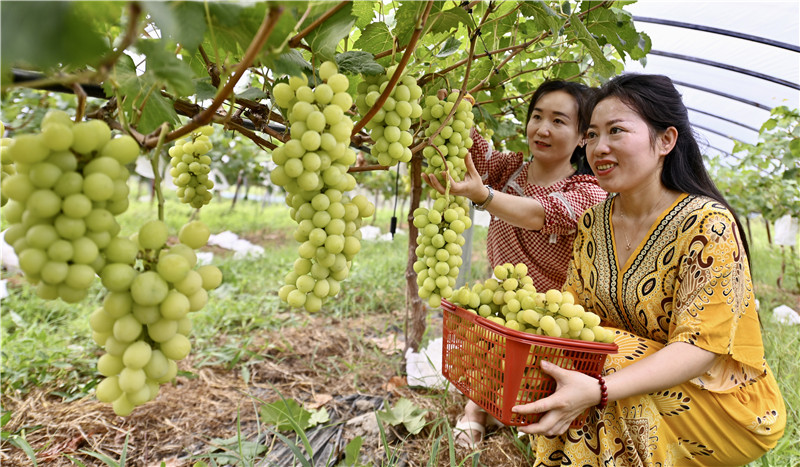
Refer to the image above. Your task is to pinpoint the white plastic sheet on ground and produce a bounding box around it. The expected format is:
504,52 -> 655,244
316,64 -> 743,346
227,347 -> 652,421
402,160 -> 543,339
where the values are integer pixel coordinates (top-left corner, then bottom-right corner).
207,231 -> 264,259
773,305 -> 800,325
359,225 -> 402,242
405,337 -> 458,392
1,229 -> 19,273
774,215 -> 799,247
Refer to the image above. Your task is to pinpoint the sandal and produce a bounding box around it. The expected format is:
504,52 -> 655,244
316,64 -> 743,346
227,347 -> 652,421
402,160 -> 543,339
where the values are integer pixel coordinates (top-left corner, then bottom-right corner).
453,419 -> 485,449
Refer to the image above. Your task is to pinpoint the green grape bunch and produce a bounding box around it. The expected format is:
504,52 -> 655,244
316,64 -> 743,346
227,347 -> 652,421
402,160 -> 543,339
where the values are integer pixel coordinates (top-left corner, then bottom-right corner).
413,91 -> 476,307
450,262 -> 615,344
269,61 -> 357,195
413,193 -> 472,308
269,61 -> 376,312
477,121 -> 494,140
355,65 -> 423,166
168,125 -> 215,208
420,91 -> 475,186
0,110 -> 139,303
1,121 -> 14,206
90,219 -> 223,416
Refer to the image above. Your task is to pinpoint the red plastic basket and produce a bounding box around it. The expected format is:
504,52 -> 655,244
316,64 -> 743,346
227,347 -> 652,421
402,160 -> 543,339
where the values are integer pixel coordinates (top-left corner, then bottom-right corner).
441,299 -> 618,427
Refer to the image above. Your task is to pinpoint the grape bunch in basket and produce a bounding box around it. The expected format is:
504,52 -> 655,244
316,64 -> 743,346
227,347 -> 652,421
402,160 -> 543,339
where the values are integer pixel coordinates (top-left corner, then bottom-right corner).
449,262 -> 614,344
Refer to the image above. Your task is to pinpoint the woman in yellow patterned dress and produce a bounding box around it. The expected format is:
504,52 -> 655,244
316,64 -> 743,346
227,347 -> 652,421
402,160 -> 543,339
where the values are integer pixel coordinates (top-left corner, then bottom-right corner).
512,74 -> 786,466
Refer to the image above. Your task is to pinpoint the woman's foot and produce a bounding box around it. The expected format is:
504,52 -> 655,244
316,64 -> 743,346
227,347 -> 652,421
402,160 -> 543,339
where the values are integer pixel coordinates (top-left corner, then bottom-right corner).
454,419 -> 485,448
453,401 -> 487,448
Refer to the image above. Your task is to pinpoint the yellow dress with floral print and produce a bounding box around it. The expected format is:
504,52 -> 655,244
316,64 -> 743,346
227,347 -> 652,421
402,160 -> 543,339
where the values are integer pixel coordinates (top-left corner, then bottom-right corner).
533,194 -> 785,467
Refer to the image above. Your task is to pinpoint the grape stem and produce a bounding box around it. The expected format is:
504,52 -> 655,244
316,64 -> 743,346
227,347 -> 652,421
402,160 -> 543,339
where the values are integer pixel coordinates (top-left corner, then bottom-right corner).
72,83 -> 87,122
151,122 -> 169,222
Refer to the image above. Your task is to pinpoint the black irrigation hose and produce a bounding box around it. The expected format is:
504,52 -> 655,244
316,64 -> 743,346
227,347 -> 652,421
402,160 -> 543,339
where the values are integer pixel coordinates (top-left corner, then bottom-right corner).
390,162 -> 400,238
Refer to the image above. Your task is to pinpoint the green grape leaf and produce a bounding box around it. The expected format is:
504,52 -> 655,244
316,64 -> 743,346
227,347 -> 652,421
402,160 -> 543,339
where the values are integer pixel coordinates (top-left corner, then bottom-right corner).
138,92 -> 181,135
259,398 -> 312,431
200,3 -> 294,62
193,79 -> 218,101
104,54 -> 180,134
304,3 -> 355,63
583,6 -> 650,60
393,1 -> 426,47
552,61 -> 581,80
496,121 -> 521,141
435,36 -> 462,58
467,60 -> 494,91
352,1 -> 376,29
353,22 -> 393,55
104,54 -> 138,100
336,51 -> 384,76
473,106 -> 499,131
427,7 -> 472,35
236,88 -> 268,101
377,398 -> 427,435
0,1 -> 116,81
144,1 -> 207,52
761,118 -> 778,132
789,138 -> 800,157
519,1 -> 565,37
568,13 -> 615,77
136,39 -> 196,98
308,407 -> 330,427
267,50 -> 312,78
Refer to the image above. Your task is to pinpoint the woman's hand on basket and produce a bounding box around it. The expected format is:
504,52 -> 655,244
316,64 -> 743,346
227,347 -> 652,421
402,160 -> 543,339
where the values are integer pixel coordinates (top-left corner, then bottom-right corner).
420,152 -> 485,203
513,360 -> 602,436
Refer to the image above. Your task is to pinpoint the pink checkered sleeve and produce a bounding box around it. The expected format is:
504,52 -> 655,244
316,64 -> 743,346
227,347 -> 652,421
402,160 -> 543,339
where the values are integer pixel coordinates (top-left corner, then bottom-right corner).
469,127 -> 524,188
535,176 -> 607,235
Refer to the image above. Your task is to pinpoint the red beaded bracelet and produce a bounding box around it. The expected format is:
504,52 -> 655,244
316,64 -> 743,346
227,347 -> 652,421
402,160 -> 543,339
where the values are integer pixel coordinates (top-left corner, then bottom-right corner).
596,374 -> 608,409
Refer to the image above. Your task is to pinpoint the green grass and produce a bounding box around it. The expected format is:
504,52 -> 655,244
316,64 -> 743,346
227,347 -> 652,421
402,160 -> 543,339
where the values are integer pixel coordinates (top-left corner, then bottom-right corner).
1,196 -> 798,465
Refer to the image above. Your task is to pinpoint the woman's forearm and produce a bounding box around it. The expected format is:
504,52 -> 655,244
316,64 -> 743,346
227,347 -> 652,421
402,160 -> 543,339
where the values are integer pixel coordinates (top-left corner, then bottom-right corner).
605,342 -> 717,402
483,190 -> 546,231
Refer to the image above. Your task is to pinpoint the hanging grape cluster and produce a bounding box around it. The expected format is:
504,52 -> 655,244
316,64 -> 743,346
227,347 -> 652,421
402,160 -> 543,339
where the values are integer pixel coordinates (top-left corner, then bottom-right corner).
270,61 -> 375,312
90,219 -> 223,416
355,65 -> 423,166
413,194 -> 472,308
0,111 -> 138,302
168,125 -> 215,208
412,91 -> 476,308
477,121 -> 494,140
1,122 -> 14,207
450,263 -> 615,343
420,91 -> 475,182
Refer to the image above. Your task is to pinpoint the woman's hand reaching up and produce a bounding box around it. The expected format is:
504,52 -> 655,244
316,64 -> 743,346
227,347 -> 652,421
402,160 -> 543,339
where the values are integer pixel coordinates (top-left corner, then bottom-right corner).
421,152 -> 487,204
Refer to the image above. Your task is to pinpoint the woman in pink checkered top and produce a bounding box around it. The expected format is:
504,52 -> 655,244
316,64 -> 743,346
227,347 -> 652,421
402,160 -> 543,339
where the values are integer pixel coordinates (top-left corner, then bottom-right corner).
424,80 -> 608,448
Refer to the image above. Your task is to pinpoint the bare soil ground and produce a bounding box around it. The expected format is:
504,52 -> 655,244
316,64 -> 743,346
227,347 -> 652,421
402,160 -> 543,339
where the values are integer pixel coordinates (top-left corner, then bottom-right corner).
1,311 -> 531,466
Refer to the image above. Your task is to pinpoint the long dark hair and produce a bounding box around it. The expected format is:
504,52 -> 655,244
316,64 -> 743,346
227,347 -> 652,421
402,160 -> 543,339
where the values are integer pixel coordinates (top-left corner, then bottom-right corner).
526,80 -> 594,175
591,73 -> 750,258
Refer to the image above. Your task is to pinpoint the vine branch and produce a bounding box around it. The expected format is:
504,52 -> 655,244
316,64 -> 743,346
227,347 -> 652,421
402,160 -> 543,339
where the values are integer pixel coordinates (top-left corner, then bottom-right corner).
351,0 -> 434,137
289,1 -> 351,48
143,5 -> 285,148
